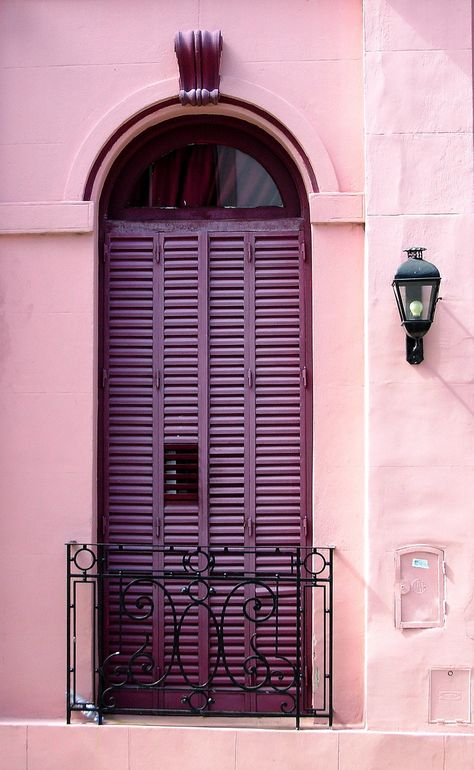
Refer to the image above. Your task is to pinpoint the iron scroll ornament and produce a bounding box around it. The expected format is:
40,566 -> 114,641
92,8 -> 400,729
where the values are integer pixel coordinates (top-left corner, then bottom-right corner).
175,30 -> 223,106
98,572 -> 298,715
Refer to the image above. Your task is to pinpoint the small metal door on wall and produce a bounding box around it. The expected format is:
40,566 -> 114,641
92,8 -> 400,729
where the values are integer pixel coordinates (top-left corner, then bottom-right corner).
98,118 -> 313,715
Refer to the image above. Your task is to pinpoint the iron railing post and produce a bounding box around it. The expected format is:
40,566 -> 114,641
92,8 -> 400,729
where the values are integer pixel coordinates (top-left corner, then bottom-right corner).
295,546 -> 302,730
328,547 -> 334,726
66,543 -> 71,724
97,543 -> 104,725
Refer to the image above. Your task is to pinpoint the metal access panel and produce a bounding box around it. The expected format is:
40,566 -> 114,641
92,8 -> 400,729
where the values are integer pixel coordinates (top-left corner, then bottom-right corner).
395,545 -> 445,629
429,668 -> 471,724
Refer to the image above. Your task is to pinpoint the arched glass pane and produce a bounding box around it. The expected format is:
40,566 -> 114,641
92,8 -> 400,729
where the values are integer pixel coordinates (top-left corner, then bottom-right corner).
127,144 -> 284,208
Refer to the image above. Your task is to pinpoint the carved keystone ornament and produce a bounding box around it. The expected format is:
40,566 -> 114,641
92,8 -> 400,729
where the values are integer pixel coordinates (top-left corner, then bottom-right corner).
175,29 -> 223,106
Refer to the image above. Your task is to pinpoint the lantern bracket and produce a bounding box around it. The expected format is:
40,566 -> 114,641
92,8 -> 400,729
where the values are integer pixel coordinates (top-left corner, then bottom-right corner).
406,336 -> 424,365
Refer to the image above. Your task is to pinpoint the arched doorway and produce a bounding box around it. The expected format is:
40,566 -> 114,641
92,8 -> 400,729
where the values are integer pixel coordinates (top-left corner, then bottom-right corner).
98,115 -> 313,716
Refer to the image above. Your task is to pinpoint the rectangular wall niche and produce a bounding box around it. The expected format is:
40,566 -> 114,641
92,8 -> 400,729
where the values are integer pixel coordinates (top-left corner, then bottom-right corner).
395,545 -> 445,629
429,668 -> 471,724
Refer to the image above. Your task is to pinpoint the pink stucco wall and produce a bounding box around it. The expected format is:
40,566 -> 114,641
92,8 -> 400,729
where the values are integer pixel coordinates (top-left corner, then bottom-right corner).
364,0 -> 474,732
0,0 -> 365,725
1,723 -> 474,770
1,0 -> 474,765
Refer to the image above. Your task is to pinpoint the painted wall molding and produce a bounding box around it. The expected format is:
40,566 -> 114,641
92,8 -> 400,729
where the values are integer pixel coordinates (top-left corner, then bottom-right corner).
0,202 -> 94,234
64,77 -> 338,202
0,194 -> 364,233
310,193 -> 365,224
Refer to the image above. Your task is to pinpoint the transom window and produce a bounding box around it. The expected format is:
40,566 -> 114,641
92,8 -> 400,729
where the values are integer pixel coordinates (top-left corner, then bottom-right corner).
128,144 -> 284,209
103,116 -> 302,220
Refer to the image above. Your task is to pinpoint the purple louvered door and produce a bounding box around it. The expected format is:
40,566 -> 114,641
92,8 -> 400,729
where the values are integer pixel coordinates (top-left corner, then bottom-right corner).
101,222 -> 311,713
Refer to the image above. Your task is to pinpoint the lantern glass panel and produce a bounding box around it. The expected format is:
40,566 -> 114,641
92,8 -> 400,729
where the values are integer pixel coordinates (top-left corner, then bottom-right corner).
396,280 -> 439,323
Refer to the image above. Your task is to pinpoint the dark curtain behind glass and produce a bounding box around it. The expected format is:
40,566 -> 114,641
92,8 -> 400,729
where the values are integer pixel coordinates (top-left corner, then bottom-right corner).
128,145 -> 283,208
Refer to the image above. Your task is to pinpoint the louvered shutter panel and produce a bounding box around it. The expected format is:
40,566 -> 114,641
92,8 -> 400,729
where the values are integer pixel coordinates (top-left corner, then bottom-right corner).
206,228 -> 306,712
208,233 -> 247,553
252,231 -> 305,712
253,231 -> 304,547
103,233 -> 156,707
207,233 -> 249,709
159,232 -> 203,706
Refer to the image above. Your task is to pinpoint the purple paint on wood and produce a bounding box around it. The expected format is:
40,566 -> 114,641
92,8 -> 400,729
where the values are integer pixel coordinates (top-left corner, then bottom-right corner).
101,223 -> 311,712
102,234 -> 156,708
175,30 -> 223,106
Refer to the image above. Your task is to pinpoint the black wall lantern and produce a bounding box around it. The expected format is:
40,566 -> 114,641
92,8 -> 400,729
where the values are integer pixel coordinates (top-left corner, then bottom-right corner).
392,248 -> 442,365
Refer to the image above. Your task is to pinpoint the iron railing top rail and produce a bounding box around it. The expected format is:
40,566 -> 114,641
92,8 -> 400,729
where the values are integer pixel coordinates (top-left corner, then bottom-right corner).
66,541 -> 336,546
67,542 -> 334,580
66,542 -> 335,552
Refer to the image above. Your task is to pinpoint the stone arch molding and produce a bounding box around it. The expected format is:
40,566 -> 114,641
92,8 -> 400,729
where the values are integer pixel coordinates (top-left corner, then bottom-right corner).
64,76 -> 339,204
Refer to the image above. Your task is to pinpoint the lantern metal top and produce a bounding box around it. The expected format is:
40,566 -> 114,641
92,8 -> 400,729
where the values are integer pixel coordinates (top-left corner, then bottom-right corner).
404,247 -> 426,260
393,248 -> 440,282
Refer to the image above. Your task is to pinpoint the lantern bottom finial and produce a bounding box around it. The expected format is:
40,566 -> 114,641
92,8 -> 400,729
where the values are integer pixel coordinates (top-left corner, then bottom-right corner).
406,336 -> 423,365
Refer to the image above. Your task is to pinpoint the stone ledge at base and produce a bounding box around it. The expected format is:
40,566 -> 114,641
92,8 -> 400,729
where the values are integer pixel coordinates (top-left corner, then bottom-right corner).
1,722 -> 473,770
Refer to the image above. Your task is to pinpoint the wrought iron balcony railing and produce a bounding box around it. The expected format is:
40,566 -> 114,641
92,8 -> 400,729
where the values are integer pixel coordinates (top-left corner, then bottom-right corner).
67,543 -> 333,728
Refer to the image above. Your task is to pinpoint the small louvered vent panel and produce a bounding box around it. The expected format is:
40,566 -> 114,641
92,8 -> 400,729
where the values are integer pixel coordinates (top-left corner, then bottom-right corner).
164,443 -> 199,500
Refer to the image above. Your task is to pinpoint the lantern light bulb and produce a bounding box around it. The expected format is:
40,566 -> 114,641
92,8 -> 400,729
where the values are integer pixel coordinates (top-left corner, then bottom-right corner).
409,300 -> 423,318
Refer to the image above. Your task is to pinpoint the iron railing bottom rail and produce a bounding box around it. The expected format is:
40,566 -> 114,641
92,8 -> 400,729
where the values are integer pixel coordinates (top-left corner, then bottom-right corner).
67,543 -> 334,729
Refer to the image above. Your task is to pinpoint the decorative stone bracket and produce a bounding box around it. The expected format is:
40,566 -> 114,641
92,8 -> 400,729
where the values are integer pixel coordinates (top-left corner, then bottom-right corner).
175,30 -> 223,106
